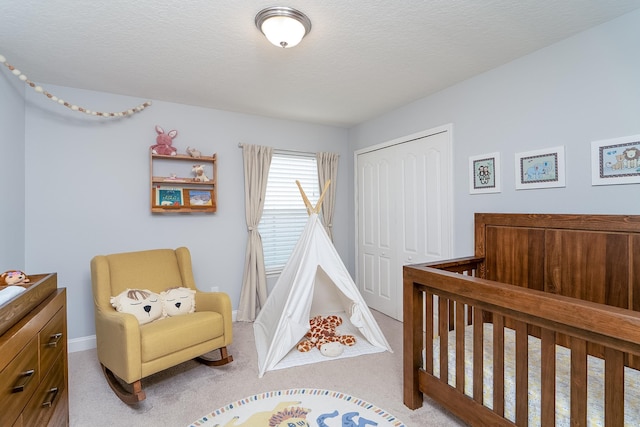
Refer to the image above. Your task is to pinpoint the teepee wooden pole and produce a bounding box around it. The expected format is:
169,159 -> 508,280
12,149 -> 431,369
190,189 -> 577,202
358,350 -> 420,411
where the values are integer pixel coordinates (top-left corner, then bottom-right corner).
314,180 -> 331,214
296,180 -> 314,215
296,179 -> 332,215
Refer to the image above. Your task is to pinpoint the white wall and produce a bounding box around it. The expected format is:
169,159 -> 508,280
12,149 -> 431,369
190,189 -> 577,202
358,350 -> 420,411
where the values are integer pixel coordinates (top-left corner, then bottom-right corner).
8,7 -> 640,346
348,9 -> 640,259
0,66 -> 26,269
22,87 -> 349,341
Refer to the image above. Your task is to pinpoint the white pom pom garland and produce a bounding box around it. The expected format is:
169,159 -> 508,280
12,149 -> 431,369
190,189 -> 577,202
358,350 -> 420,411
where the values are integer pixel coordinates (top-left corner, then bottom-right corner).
0,53 -> 151,117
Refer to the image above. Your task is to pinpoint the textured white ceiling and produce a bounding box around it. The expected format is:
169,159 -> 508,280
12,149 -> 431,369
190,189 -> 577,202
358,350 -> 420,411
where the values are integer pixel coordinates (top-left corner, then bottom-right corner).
2,1 -> 640,127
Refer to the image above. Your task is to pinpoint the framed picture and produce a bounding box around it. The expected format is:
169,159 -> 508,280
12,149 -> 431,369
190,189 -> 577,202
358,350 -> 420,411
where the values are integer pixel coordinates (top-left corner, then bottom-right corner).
469,152 -> 501,194
515,146 -> 565,190
155,186 -> 184,207
590,134 -> 640,186
187,189 -> 214,207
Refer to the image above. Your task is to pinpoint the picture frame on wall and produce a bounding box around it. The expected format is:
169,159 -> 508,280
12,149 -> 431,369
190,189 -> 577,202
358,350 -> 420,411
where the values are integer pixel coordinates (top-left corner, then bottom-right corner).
590,134 -> 640,186
187,189 -> 214,207
515,146 -> 565,190
155,186 -> 184,207
469,152 -> 501,194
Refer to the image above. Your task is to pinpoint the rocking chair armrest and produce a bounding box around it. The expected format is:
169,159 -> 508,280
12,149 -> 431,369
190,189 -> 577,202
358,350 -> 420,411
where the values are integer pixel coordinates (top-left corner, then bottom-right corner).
195,291 -> 233,343
94,309 -> 143,383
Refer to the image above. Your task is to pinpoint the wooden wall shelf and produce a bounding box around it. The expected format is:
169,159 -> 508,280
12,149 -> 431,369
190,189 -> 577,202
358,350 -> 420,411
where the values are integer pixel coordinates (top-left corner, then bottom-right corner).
150,152 -> 217,213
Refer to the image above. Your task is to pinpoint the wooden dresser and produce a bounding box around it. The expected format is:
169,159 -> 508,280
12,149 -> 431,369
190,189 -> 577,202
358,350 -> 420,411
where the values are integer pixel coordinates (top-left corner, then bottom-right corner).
0,273 -> 68,426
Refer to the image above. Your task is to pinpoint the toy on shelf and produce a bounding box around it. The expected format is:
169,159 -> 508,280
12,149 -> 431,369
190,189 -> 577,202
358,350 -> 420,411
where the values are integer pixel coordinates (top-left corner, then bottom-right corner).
150,147 -> 217,213
186,146 -> 202,158
0,270 -> 30,286
192,164 -> 210,182
150,125 -> 178,156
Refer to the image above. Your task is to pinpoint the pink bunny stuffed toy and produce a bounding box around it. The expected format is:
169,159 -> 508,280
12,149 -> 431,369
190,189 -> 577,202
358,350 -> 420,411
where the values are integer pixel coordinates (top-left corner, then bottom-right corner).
150,125 -> 178,156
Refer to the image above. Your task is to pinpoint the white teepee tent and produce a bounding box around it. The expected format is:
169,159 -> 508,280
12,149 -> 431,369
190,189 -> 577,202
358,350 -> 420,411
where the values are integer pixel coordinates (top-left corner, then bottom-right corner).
253,181 -> 392,378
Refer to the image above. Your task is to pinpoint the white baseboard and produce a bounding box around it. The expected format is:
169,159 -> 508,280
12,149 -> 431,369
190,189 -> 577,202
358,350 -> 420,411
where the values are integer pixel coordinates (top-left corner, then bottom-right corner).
68,335 -> 96,353
68,310 -> 239,353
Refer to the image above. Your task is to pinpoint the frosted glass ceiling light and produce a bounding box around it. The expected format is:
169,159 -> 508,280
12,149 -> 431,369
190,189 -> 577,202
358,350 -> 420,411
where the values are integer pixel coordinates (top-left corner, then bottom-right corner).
255,6 -> 311,48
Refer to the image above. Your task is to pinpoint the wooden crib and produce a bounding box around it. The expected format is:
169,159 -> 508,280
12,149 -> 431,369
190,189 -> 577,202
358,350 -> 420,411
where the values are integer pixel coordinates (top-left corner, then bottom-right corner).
403,213 -> 640,426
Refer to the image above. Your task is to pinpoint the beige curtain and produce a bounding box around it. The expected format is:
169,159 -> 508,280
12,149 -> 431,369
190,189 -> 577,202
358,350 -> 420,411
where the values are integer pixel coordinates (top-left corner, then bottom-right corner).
237,144 -> 273,322
316,152 -> 339,241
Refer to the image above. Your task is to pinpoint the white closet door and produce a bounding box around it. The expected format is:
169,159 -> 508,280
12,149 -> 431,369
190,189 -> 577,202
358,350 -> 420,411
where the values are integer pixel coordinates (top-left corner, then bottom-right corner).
395,131 -> 452,265
356,127 -> 452,320
357,150 -> 397,317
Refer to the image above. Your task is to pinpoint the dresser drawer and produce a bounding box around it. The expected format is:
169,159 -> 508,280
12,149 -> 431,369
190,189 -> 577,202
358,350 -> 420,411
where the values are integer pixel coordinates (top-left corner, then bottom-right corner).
22,353 -> 65,427
11,413 -> 23,427
0,337 -> 39,427
39,308 -> 65,377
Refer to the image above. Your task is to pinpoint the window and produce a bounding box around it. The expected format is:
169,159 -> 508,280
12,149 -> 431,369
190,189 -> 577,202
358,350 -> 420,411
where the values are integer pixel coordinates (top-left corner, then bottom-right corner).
259,152 -> 319,272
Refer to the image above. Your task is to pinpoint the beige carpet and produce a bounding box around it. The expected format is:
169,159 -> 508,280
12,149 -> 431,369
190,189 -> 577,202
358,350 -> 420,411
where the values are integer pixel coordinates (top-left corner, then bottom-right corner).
68,310 -> 466,426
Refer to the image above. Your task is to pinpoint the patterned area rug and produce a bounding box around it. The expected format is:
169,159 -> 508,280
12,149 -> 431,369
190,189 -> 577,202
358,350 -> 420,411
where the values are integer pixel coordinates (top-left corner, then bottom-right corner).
188,388 -> 406,427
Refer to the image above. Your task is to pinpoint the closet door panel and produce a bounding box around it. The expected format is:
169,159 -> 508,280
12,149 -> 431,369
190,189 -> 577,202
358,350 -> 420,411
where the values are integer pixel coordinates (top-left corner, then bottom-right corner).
357,127 -> 452,320
357,155 -> 395,316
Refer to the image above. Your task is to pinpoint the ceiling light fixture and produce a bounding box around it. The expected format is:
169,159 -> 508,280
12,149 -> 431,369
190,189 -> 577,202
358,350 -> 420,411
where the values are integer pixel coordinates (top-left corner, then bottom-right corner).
255,6 -> 311,49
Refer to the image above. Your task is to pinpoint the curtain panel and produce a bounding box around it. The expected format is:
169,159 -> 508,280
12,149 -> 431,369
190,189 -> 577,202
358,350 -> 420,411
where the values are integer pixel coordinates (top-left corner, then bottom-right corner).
316,152 -> 339,241
237,144 -> 273,321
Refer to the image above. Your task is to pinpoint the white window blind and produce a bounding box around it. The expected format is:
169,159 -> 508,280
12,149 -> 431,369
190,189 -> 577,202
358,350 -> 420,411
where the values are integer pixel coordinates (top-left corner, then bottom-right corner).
259,152 -> 319,272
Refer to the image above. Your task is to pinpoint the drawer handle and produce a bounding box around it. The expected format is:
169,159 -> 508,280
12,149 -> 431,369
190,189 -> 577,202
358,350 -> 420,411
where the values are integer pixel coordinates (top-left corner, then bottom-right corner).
42,387 -> 59,407
12,369 -> 35,393
47,332 -> 63,347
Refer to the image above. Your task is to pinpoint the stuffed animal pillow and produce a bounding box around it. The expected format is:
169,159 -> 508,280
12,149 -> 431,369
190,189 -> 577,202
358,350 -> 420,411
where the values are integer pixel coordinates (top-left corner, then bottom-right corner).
0,270 -> 30,286
110,289 -> 164,325
160,287 -> 196,317
320,341 -> 345,357
296,315 -> 356,355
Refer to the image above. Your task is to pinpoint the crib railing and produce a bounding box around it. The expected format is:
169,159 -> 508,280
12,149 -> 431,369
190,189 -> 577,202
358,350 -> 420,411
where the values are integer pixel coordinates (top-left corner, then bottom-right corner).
420,257 -> 482,331
403,262 -> 640,427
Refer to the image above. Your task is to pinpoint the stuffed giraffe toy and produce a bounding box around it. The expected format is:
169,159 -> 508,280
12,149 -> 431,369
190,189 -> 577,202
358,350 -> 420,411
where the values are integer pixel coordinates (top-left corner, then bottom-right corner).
296,315 -> 356,353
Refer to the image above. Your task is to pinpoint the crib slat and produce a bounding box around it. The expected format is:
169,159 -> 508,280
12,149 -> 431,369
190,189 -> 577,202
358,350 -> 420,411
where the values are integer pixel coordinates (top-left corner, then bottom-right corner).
515,320 -> 528,427
425,291 -> 434,374
439,296 -> 449,383
540,328 -> 556,426
449,299 -> 455,331
571,337 -> 587,427
472,307 -> 483,403
456,302 -> 465,392
604,347 -> 624,427
493,314 -> 505,417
